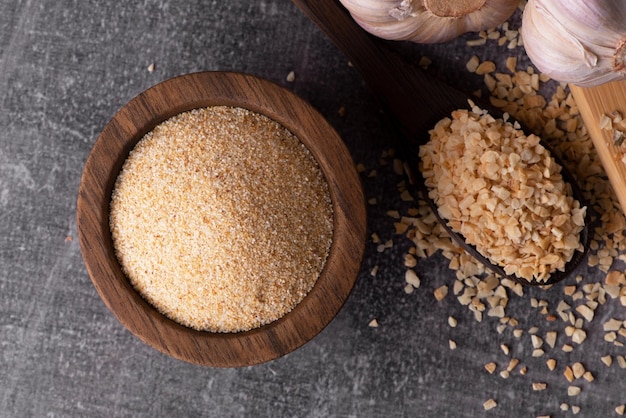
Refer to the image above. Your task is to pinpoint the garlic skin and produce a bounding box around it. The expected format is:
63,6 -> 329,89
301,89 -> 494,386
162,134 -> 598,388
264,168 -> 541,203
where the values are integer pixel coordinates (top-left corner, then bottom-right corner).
521,0 -> 626,87
339,0 -> 520,44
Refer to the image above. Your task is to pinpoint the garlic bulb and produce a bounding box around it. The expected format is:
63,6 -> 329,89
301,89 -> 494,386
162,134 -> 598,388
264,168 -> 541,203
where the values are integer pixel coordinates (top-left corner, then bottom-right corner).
521,0 -> 626,87
339,0 -> 520,44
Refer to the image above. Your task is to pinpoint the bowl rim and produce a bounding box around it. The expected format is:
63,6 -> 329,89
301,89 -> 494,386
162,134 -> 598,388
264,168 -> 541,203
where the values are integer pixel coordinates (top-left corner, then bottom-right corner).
76,71 -> 367,367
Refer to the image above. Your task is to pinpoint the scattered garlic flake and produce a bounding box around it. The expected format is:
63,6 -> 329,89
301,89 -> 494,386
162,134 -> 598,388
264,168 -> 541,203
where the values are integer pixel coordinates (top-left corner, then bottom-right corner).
567,386 -> 581,397
571,329 -> 587,345
604,318 -> 623,331
370,265 -> 379,277
483,398 -> 498,411
532,382 -> 547,391
507,358 -> 520,372
434,285 -> 449,301
485,362 -> 497,374
405,269 -> 421,288
575,304 -> 595,322
572,362 -> 585,379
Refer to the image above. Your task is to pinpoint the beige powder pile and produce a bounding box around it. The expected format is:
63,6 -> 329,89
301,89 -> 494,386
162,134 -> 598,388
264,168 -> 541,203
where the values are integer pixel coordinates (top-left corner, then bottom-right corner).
110,106 -> 333,333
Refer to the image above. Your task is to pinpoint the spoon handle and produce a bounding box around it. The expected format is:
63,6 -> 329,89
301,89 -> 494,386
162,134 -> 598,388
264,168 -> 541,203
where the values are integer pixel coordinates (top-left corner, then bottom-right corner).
291,0 -> 470,141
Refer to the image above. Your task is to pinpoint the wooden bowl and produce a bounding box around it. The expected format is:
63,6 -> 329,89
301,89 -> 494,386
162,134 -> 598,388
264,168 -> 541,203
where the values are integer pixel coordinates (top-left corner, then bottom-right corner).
76,71 -> 367,367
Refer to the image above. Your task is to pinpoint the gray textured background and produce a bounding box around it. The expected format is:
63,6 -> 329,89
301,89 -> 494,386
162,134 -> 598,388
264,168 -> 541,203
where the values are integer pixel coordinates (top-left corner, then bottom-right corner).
1,1 -> 624,417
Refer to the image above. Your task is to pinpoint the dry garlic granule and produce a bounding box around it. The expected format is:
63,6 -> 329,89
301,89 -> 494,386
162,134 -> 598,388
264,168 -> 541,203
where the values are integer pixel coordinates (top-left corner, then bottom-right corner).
600,110 -> 626,165
419,106 -> 586,282
110,106 -> 333,333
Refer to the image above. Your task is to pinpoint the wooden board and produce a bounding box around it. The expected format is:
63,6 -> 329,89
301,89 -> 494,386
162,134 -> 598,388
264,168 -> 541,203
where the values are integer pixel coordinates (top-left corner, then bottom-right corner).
570,81 -> 626,215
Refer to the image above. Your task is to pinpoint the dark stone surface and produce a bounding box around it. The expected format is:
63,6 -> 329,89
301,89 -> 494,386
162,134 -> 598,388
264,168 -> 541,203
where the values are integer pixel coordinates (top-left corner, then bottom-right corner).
1,1 -> 623,417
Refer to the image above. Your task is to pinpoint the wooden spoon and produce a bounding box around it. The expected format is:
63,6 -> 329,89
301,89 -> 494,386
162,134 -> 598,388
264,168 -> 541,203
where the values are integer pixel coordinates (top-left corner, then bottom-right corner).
292,0 -> 592,285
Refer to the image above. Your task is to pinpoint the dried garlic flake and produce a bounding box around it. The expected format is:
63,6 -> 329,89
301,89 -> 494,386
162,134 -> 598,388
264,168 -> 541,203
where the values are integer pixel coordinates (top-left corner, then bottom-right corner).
419,106 -> 586,283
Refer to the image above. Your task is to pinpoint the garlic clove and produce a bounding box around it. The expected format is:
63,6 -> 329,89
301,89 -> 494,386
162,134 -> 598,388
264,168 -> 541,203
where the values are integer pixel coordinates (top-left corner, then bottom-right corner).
521,0 -> 626,87
339,0 -> 520,44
